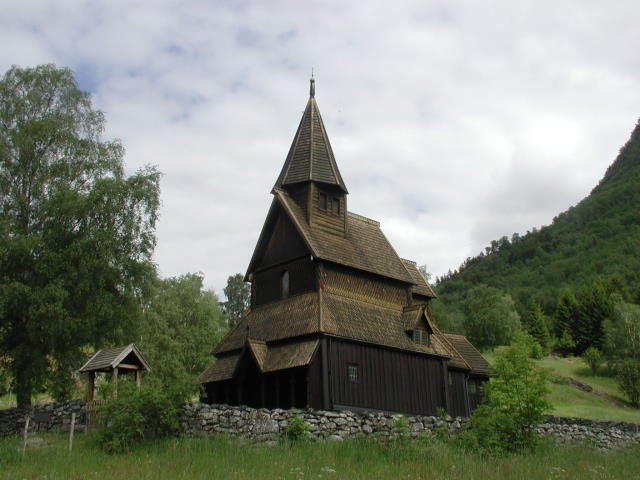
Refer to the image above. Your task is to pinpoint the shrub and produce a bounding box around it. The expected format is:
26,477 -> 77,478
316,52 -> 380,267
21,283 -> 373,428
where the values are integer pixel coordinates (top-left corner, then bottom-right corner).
94,378 -> 188,453
617,359 -> 640,408
461,333 -> 551,455
284,413 -> 309,443
513,330 -> 543,359
555,330 -> 576,356
582,347 -> 603,376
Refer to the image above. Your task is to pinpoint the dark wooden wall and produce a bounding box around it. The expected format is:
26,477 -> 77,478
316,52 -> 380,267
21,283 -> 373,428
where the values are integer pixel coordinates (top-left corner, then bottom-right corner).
308,183 -> 346,237
328,339 -> 447,415
285,183 -> 310,221
467,376 -> 486,411
447,370 -> 469,418
258,210 -> 309,270
254,256 -> 316,307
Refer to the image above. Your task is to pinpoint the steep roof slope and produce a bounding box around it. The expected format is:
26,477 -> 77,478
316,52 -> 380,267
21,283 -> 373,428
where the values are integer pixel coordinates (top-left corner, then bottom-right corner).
273,78 -> 347,193
246,189 -> 415,284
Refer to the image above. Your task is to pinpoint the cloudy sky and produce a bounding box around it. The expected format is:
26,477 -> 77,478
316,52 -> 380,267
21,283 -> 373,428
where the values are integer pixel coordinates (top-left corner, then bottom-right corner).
2,1 -> 640,295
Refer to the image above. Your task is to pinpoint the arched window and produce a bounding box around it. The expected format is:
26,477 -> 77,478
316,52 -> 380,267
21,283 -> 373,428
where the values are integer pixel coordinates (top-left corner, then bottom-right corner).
281,270 -> 290,299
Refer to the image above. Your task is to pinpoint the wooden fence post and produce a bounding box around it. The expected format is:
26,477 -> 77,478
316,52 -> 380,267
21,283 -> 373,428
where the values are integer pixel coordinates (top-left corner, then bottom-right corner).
21,416 -> 30,456
68,413 -> 76,452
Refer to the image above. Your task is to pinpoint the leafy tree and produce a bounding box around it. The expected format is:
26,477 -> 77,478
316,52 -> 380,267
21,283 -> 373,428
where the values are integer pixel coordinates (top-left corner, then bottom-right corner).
582,347 -> 603,376
602,298 -> 640,366
461,332 -> 551,454
617,360 -> 640,408
461,284 -> 521,349
137,273 -> 226,392
522,300 -> 551,354
222,273 -> 250,327
431,298 -> 465,334
417,264 -> 433,283
0,65 -> 160,407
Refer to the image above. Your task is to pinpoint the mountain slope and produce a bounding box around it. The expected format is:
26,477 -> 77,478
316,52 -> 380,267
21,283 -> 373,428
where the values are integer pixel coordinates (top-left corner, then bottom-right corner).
437,120 -> 640,314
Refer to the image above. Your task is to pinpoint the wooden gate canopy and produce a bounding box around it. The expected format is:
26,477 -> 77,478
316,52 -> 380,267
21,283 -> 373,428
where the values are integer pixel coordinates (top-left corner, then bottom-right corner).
79,344 -> 150,401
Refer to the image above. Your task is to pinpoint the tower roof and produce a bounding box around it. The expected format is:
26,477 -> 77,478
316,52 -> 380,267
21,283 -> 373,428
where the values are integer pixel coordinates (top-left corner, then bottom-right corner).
274,78 -> 348,193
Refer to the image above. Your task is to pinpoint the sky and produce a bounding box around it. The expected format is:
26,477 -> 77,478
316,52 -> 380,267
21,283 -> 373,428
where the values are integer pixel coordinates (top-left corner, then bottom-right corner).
2,1 -> 640,296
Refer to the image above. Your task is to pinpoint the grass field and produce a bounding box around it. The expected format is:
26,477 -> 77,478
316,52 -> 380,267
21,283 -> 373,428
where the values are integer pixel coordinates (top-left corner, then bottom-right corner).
481,352 -> 640,423
1,433 -> 639,480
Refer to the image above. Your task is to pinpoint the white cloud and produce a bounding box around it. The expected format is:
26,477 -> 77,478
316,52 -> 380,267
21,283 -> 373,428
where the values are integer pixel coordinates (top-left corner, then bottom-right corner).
2,0 -> 640,294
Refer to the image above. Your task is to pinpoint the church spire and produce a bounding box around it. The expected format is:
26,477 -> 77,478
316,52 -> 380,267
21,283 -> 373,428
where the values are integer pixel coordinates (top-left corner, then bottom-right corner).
273,78 -> 348,193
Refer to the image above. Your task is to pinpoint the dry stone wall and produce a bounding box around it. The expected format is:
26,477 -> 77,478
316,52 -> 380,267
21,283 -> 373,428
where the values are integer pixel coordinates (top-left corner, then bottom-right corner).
0,400 -> 85,437
1,401 -> 639,450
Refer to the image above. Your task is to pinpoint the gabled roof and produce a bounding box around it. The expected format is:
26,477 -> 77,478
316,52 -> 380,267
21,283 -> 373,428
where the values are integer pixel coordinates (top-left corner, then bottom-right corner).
198,353 -> 240,383
246,189 -> 415,284
200,339 -> 319,384
78,344 -> 150,373
274,79 -> 347,193
401,259 -> 437,298
443,333 -> 491,376
211,291 -> 469,369
247,338 -> 267,370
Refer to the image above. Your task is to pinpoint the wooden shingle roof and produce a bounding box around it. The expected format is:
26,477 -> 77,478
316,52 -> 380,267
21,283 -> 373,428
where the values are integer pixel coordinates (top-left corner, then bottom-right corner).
443,333 -> 491,376
210,291 -> 471,372
198,353 -> 240,383
200,339 -> 319,383
274,79 -> 348,193
78,344 -> 150,373
255,188 -> 415,284
401,259 -> 437,298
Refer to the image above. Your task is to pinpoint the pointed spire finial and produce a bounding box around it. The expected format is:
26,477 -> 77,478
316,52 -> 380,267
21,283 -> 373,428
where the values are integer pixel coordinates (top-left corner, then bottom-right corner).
310,69 -> 315,98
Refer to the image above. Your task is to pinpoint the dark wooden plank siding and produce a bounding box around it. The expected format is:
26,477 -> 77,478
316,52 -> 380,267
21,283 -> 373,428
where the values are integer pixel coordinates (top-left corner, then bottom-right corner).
467,376 -> 486,411
254,257 -> 316,307
328,339 -> 446,415
309,183 -> 345,236
258,210 -> 309,270
306,347 -> 323,410
447,370 -> 469,417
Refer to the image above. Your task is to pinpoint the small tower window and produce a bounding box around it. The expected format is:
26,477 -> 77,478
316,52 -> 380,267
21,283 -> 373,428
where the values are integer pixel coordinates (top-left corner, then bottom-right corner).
319,192 -> 327,210
281,270 -> 290,299
333,197 -> 340,214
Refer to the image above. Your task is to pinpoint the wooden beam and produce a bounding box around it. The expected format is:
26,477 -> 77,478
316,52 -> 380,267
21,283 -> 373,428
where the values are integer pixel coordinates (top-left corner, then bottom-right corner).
116,363 -> 141,370
289,371 -> 295,407
86,372 -> 95,403
321,338 -> 331,410
441,360 -> 451,415
112,367 -> 118,398
260,376 -> 265,408
135,370 -> 141,390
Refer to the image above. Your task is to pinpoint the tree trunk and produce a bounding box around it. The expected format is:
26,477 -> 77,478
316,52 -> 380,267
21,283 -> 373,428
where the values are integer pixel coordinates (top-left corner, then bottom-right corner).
15,364 -> 33,409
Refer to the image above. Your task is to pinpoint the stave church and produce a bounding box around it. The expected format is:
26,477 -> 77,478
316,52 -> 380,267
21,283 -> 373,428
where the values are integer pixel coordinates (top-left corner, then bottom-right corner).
198,78 -> 489,417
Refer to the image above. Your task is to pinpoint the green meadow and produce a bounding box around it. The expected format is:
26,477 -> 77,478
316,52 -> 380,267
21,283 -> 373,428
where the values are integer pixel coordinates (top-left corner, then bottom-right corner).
1,433 -> 639,480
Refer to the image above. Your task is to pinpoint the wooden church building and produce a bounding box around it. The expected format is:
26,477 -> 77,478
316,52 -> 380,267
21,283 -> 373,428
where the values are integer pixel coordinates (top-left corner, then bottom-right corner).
199,79 -> 490,417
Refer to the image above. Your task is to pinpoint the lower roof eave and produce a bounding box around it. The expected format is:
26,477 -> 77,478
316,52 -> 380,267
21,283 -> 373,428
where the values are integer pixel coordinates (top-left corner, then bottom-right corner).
321,333 -> 452,361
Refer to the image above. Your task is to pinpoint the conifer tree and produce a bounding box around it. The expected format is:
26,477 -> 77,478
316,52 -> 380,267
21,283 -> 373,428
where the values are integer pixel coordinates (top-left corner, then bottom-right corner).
574,280 -> 614,354
523,300 -> 551,354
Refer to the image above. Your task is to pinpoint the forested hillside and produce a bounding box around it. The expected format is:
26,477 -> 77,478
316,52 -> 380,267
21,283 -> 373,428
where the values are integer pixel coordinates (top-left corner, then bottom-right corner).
436,119 -> 640,320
